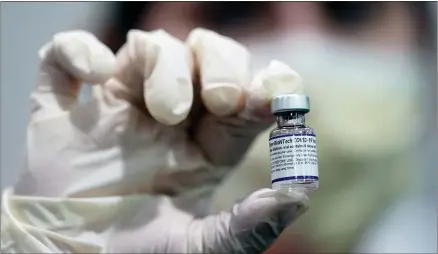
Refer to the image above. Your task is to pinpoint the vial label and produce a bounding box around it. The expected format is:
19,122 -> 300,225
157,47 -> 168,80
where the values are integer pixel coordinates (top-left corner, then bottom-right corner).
269,134 -> 318,184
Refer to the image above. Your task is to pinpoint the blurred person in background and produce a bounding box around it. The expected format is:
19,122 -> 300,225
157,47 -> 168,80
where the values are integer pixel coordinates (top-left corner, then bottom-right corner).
2,2 -> 436,253
98,2 -> 434,253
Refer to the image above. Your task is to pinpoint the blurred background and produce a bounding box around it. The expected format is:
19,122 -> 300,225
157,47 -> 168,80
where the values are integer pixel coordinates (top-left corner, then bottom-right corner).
1,2 -> 436,253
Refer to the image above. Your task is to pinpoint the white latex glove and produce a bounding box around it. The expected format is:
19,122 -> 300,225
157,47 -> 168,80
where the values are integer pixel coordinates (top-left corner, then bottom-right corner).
6,28 -> 308,253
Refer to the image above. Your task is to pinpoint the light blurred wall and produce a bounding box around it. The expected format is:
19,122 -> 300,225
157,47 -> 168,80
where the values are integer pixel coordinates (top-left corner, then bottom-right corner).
0,2 -> 112,188
354,2 -> 437,253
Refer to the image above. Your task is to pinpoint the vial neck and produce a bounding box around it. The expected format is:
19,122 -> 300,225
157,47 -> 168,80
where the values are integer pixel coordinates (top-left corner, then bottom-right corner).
276,112 -> 306,127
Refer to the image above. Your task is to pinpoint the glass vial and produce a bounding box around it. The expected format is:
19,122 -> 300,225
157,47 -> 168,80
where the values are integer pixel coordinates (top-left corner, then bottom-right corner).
269,94 -> 319,194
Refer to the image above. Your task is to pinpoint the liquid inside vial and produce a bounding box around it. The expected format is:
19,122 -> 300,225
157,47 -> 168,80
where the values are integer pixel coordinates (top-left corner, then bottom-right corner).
269,111 -> 319,194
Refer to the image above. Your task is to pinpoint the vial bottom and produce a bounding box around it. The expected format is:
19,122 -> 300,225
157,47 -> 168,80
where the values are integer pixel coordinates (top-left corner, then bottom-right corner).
272,180 -> 319,194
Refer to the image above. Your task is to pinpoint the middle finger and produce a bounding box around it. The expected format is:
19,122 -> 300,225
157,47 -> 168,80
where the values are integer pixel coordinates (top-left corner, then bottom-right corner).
187,28 -> 251,117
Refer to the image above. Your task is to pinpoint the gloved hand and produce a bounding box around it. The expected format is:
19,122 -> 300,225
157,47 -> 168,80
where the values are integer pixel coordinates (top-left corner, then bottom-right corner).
10,28 -> 308,253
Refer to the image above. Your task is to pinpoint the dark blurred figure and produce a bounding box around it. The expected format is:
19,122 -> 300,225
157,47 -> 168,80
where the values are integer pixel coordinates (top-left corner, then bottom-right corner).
98,2 -> 436,253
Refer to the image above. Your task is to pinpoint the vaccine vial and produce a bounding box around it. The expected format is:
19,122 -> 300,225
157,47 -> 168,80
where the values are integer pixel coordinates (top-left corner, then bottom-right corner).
269,94 -> 319,194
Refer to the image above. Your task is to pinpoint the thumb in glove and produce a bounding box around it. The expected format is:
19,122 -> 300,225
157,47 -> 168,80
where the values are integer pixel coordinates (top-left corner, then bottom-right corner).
190,188 -> 309,253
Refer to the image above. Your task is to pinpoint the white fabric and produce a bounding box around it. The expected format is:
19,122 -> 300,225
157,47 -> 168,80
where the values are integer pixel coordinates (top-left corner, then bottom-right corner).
1,29 -> 308,253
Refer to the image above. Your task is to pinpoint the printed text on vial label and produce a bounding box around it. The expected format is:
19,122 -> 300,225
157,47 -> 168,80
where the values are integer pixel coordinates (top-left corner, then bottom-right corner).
269,135 -> 318,181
